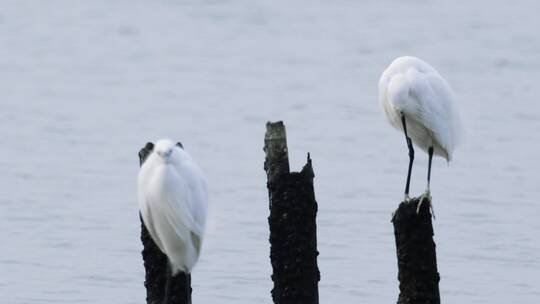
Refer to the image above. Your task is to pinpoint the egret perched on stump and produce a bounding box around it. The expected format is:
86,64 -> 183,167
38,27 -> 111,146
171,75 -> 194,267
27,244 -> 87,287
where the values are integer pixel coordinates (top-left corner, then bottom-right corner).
138,139 -> 208,301
379,56 -> 462,210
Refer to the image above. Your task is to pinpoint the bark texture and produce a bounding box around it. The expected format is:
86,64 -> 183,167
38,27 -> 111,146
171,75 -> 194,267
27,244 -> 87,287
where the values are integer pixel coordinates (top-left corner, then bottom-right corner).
264,121 -> 320,304
392,197 -> 440,304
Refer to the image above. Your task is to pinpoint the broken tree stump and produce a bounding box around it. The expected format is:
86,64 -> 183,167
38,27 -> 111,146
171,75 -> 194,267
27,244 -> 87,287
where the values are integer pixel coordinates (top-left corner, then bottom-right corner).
392,197 -> 440,304
138,142 -> 192,304
263,121 -> 320,304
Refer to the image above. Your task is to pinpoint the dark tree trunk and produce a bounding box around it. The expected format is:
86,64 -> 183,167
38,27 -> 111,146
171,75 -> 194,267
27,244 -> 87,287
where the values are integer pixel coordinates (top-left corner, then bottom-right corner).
264,121 -> 320,304
392,197 -> 440,304
139,142 -> 192,304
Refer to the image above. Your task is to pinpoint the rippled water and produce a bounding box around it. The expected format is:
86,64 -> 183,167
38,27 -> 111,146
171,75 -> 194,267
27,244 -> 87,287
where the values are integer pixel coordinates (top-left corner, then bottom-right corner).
1,1 -> 539,303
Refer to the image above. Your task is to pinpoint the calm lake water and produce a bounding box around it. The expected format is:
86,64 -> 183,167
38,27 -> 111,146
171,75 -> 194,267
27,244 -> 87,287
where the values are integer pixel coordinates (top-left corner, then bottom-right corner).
1,1 -> 539,303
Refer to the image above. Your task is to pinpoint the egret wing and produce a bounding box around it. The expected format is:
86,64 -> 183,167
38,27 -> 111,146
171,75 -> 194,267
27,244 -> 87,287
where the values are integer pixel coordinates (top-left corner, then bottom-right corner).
138,157 -> 169,252
163,161 -> 207,266
404,69 -> 460,157
158,167 -> 201,245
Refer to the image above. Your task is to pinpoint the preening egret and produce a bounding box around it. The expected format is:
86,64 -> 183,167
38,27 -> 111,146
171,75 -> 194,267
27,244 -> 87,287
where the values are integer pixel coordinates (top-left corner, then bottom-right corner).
379,56 -> 462,207
137,139 -> 208,296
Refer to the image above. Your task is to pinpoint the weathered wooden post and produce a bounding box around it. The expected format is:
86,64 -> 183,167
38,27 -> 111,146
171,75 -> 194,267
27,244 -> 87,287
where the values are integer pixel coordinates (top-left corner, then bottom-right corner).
392,197 -> 440,304
263,121 -> 320,304
138,142 -> 192,304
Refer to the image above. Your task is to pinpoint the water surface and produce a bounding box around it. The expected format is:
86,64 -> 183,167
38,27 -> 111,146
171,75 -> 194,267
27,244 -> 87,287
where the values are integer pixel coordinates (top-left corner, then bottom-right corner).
1,1 -> 539,303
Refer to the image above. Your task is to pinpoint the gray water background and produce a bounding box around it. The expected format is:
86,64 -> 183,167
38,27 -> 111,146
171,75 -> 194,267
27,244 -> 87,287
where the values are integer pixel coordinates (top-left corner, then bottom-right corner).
1,0 -> 539,303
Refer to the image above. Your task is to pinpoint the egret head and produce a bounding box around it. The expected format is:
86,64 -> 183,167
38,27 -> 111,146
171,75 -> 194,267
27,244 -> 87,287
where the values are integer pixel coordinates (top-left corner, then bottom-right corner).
154,139 -> 176,161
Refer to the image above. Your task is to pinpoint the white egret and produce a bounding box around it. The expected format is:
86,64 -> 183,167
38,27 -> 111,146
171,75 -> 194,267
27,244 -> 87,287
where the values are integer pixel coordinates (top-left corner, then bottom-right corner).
137,139 -> 208,298
379,56 -> 462,208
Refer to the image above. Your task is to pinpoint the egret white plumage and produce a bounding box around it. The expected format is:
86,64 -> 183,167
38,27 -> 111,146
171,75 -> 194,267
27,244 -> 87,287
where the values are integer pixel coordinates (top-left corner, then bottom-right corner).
137,139 -> 208,281
379,56 -> 462,206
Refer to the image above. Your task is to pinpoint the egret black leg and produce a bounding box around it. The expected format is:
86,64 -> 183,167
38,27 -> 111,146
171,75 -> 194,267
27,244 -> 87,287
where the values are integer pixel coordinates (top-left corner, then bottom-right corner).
164,266 -> 171,304
400,113 -> 414,200
417,146 -> 435,215
186,273 -> 192,304
427,146 -> 433,191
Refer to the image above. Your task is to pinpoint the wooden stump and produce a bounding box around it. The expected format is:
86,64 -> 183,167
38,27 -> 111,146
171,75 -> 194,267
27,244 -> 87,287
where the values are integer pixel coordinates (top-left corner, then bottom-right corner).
264,121 -> 320,304
392,197 -> 440,304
